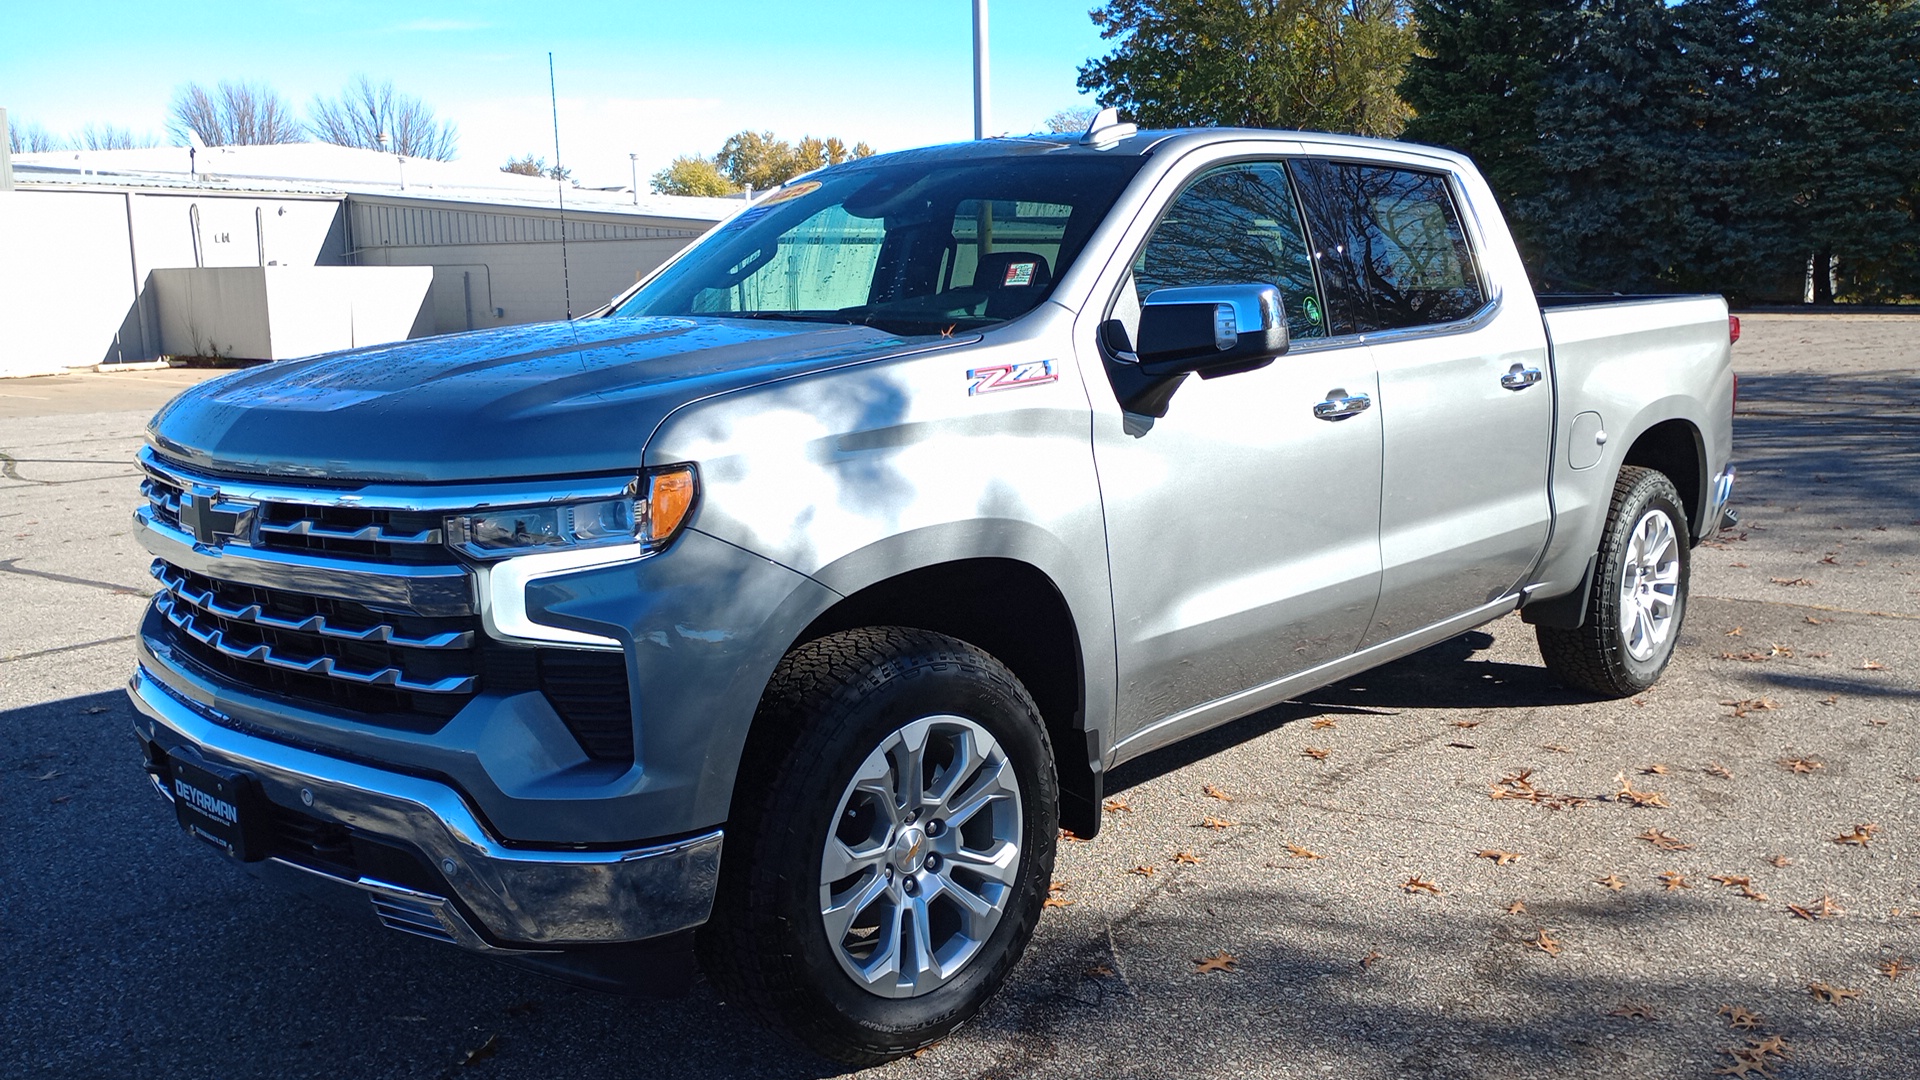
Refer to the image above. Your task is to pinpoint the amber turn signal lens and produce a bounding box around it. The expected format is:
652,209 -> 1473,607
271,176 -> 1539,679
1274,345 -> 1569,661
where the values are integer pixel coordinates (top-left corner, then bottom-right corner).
646,466 -> 697,543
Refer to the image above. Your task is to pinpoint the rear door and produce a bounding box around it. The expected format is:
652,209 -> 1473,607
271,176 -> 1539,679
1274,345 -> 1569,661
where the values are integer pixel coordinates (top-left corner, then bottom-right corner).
1288,159 -> 1553,646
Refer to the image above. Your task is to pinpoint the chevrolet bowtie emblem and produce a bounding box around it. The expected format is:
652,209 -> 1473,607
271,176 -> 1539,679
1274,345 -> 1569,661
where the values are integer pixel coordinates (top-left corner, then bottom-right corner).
179,491 -> 249,547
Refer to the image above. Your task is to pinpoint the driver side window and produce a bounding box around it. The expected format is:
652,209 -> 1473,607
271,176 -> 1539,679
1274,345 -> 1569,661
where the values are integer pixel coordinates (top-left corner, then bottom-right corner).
1130,162 -> 1326,340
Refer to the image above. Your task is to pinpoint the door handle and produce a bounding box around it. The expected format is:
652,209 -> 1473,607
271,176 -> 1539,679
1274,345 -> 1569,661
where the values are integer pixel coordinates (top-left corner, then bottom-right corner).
1313,389 -> 1372,421
1501,364 -> 1544,390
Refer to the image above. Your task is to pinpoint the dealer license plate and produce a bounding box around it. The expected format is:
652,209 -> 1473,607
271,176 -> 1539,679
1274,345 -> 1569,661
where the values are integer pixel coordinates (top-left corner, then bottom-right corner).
168,752 -> 266,861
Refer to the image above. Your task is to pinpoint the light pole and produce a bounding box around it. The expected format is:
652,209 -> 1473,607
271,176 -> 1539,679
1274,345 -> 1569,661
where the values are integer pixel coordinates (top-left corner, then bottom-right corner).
629,153 -> 639,205
972,0 -> 989,140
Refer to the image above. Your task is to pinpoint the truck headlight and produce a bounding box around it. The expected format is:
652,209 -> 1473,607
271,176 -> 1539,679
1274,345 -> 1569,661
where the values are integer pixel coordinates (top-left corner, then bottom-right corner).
447,465 -> 698,560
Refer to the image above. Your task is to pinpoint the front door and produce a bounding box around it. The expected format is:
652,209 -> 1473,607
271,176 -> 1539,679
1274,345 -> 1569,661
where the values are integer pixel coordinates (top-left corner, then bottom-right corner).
1086,161 -> 1384,746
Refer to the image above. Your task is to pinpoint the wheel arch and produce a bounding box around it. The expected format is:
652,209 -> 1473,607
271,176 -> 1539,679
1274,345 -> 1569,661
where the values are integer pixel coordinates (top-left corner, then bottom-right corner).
784,557 -> 1103,838
1620,417 -> 1707,544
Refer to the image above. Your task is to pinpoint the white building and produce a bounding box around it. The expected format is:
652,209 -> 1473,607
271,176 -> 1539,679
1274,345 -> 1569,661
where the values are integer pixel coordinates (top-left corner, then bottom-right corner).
0,140 -> 739,378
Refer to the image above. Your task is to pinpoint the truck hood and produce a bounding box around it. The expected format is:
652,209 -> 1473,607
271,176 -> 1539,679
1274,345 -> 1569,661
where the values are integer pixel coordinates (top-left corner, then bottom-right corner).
148,317 -> 961,483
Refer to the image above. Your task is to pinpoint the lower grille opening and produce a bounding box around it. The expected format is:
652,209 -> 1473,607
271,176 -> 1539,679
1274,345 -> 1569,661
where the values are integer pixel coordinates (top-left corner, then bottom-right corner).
539,650 -> 634,763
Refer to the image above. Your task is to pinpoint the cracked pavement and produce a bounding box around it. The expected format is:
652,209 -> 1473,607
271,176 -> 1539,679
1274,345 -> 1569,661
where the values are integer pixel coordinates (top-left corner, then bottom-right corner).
2,319 -> 1915,1078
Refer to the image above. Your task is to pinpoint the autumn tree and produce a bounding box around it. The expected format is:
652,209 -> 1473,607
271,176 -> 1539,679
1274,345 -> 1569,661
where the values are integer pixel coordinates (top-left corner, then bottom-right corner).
715,130 -> 874,191
1077,0 -> 1419,137
169,80 -> 304,146
651,155 -> 740,197
308,76 -> 459,160
500,154 -> 571,181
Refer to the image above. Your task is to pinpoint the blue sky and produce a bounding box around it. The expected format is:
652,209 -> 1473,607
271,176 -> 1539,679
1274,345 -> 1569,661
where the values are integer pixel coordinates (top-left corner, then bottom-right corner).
1,1 -> 1114,188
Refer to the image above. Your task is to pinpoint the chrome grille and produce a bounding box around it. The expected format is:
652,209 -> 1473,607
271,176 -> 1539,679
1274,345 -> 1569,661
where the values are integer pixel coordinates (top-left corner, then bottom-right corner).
151,563 -> 472,651
140,475 -> 185,531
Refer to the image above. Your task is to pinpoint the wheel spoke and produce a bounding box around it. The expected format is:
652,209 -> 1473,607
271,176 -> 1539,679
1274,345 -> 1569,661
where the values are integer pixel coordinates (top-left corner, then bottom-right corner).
938,757 -> 1015,829
822,835 -> 888,883
822,869 -> 892,947
924,725 -> 981,809
944,838 -> 1020,887
892,725 -> 929,815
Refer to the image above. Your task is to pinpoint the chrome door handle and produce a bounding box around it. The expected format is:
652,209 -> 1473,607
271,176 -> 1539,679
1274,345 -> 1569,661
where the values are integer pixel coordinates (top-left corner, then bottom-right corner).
1501,364 -> 1543,390
1313,390 -> 1372,421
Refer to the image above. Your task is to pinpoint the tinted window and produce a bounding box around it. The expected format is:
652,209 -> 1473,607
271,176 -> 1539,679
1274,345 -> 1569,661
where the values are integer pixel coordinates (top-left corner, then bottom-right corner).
614,155 -> 1147,335
1133,162 -> 1325,339
1289,160 -> 1486,333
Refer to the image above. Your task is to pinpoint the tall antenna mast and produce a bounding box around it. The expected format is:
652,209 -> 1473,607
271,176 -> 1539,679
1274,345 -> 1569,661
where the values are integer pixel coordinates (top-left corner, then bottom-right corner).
549,52 -> 574,320
972,0 -> 990,139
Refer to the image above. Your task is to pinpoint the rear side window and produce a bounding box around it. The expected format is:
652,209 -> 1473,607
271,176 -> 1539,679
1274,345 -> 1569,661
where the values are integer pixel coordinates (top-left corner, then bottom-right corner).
1288,160 -> 1486,334
1132,162 -> 1326,340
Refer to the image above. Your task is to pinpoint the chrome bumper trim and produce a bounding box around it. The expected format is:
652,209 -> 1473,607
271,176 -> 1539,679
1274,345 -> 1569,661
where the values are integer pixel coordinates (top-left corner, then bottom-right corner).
129,664 -> 721,948
136,508 -> 476,618
1709,466 -> 1737,535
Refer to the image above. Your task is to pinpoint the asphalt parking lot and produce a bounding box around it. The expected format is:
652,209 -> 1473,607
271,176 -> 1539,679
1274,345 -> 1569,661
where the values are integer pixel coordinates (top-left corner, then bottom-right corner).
2,316 -> 1915,1079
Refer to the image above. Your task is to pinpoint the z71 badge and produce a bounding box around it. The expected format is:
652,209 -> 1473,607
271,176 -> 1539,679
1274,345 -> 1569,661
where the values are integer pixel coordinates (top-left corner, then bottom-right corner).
967,360 -> 1059,396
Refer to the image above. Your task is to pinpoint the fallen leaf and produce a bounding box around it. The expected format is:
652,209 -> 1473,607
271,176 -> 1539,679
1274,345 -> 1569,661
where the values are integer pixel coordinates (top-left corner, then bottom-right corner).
1201,784 -> 1233,802
1768,855 -> 1793,868
1453,720 -> 1482,729
85,705 -> 108,715
1283,843 -> 1322,860
1402,877 -> 1441,896
1769,643 -> 1795,658
1359,950 -> 1385,970
34,770 -> 60,782
1084,963 -> 1115,977
1880,957 -> 1911,980
1787,894 -> 1845,921
1658,870 -> 1693,891
1807,981 -> 1859,1006
1528,929 -> 1562,957
1310,718 -> 1337,730
1722,650 -> 1769,662
1719,1005 -> 1764,1029
1778,757 -> 1824,774
459,1034 -> 499,1067
1637,828 -> 1693,851
1541,743 -> 1572,754
1722,698 -> 1779,717
1126,865 -> 1156,877
1613,772 -> 1671,808
1447,742 -> 1478,749
1705,762 -> 1734,778
1806,650 -> 1831,658
1506,900 -> 1527,914
1714,1045 -> 1781,1078
1725,626 -> 1745,637
1710,874 -> 1752,888
1806,615 -> 1826,625
1770,577 -> 1814,586
1050,880 -> 1068,894
1860,659 -> 1887,671
1738,884 -> 1771,902
1198,815 -> 1236,829
1301,747 -> 1331,761
1173,851 -> 1201,865
1818,695 -> 1840,705
1832,823 -> 1880,847
1641,763 -> 1669,775
1608,1001 -> 1658,1020
1059,828 -> 1088,842
1596,874 -> 1627,891
1102,798 -> 1134,813
1192,950 -> 1237,974
1476,849 -> 1521,866
1043,896 -> 1074,908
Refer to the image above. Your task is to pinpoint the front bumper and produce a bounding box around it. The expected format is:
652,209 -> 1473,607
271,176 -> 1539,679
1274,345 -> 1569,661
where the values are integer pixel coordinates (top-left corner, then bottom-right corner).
128,664 -> 722,952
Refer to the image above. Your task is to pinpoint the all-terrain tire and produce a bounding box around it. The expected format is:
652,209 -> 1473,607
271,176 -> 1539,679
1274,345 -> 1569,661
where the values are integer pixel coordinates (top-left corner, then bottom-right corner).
697,627 -> 1058,1065
1538,466 -> 1692,697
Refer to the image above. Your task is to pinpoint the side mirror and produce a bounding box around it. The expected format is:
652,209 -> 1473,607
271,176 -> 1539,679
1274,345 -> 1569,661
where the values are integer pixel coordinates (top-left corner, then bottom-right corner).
1136,284 -> 1289,379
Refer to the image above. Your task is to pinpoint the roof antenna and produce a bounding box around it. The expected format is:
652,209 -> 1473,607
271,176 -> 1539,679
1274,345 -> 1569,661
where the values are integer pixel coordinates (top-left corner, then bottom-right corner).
1080,107 -> 1136,149
549,52 -> 574,320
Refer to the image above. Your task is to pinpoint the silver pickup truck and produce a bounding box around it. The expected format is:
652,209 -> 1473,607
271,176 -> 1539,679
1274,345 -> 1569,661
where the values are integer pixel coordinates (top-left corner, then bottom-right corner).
128,115 -> 1736,1063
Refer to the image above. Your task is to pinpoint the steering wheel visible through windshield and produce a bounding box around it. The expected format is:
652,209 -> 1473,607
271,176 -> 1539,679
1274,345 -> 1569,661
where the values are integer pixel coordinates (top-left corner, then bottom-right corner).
608,152 -> 1148,336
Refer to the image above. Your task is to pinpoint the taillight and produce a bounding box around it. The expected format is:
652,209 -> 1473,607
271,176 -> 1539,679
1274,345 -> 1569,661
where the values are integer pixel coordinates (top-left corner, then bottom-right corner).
1728,315 -> 1741,344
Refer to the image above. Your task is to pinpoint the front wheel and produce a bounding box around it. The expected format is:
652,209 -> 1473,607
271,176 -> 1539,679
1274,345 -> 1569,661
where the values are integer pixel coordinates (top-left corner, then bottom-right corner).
699,627 -> 1058,1065
1537,466 -> 1692,696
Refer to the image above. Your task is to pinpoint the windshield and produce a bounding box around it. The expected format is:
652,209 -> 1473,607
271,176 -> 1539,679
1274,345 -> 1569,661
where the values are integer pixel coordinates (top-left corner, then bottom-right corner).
609,153 -> 1148,335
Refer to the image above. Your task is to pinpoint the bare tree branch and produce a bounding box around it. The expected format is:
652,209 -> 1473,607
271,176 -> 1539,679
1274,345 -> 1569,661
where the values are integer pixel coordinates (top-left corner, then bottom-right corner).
308,76 -> 459,160
168,80 -> 304,146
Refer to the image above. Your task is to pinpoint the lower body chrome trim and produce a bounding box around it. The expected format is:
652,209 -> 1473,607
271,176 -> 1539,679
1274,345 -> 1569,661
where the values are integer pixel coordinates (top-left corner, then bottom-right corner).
129,663 -> 721,948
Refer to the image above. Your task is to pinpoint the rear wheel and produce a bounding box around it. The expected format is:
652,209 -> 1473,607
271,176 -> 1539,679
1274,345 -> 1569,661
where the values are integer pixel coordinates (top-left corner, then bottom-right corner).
699,627 -> 1058,1065
1538,466 -> 1691,696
